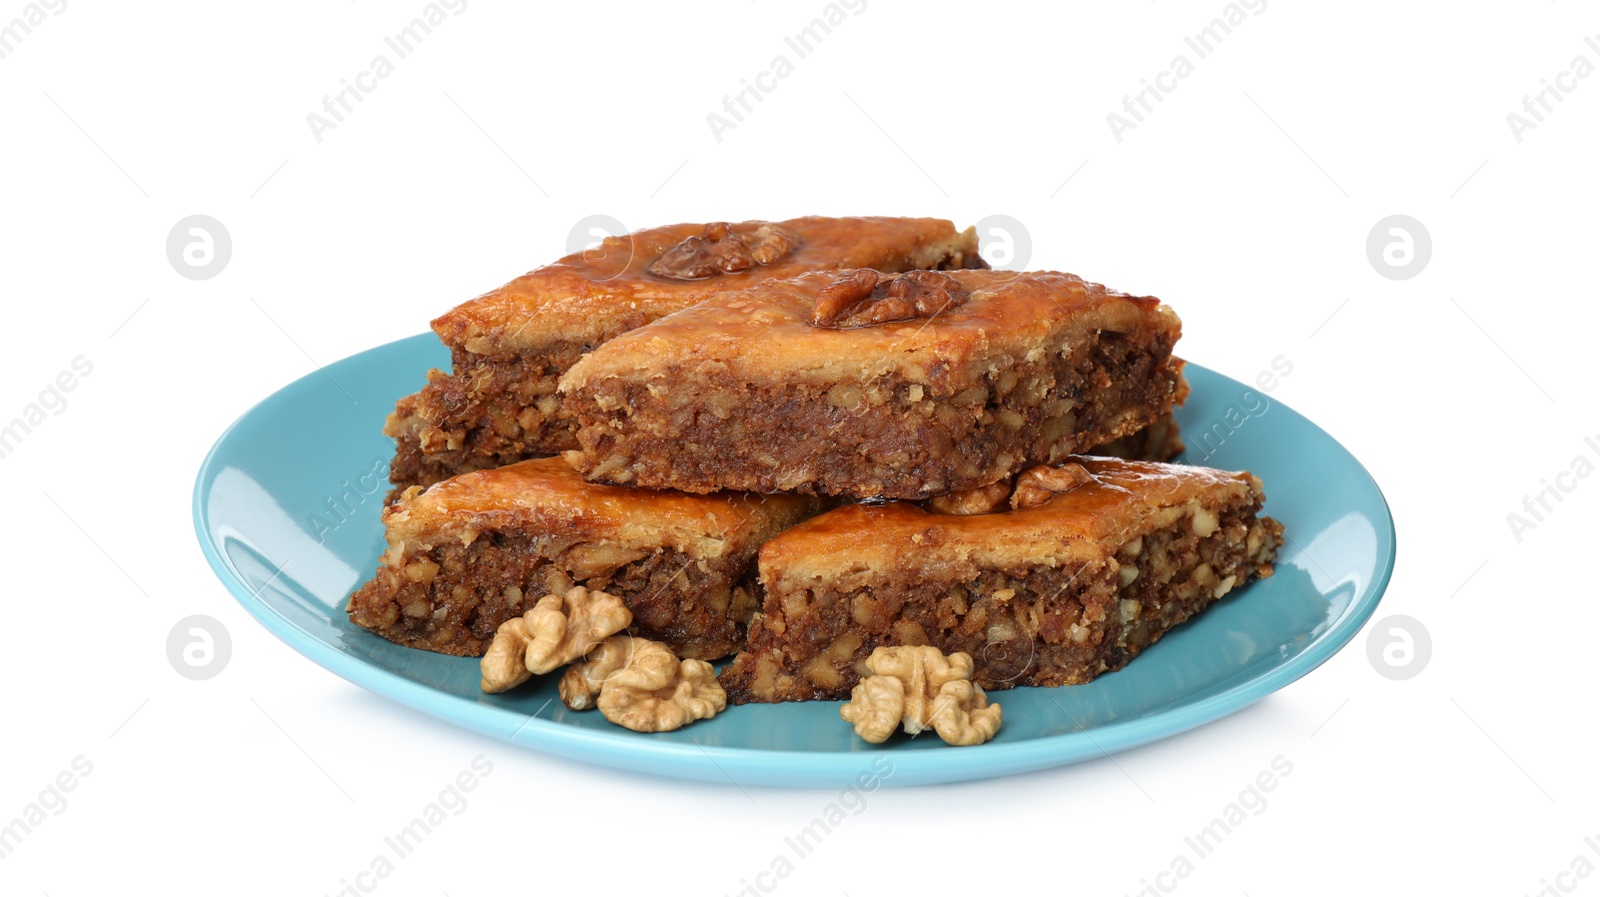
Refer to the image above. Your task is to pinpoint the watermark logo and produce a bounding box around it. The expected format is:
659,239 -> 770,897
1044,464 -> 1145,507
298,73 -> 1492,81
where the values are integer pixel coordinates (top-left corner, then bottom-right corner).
1366,215 -> 1431,281
980,630 -> 1037,687
0,0 -> 68,63
167,615 -> 232,681
0,355 -> 93,462
1366,614 -> 1430,681
974,214 -> 1031,270
167,215 -> 232,280
566,215 -> 634,280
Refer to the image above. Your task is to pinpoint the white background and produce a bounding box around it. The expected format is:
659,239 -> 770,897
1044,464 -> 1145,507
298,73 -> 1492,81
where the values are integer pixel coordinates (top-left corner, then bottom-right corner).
3,1 -> 1596,894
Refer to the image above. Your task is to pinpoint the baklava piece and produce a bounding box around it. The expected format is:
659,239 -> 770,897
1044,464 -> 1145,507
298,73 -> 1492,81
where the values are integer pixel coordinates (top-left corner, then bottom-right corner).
719,456 -> 1283,703
387,217 -> 986,494
562,269 -> 1185,499
347,457 -> 821,660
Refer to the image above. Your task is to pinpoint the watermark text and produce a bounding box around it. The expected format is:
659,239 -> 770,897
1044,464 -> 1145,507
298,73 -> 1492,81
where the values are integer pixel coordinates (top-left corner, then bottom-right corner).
0,355 -> 93,462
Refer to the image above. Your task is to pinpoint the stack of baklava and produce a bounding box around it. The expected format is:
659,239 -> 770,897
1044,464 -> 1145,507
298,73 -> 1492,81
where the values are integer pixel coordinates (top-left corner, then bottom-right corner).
347,217 -> 1282,710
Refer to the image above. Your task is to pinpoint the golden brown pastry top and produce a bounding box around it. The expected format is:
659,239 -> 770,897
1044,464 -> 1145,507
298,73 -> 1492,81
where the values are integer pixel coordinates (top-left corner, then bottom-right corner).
434,217 -> 980,356
759,457 -> 1262,583
561,269 -> 1180,393
383,457 -> 820,559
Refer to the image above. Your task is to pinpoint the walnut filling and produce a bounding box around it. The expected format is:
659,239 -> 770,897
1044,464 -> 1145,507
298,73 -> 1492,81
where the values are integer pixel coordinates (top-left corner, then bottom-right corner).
387,246 -> 989,496
1090,411 -> 1185,462
346,532 -> 758,660
569,329 -> 1181,499
720,501 -> 1283,703
385,342 -> 591,498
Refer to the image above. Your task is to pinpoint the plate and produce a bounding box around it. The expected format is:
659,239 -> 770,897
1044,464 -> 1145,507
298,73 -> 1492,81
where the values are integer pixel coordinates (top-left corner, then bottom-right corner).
193,335 -> 1394,787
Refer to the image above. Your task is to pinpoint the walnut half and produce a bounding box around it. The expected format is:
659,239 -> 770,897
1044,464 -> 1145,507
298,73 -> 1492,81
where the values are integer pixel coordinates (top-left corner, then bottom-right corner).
840,646 -> 1002,746
645,221 -> 798,280
480,616 -> 536,694
522,586 -> 633,675
558,635 -> 635,710
927,481 -> 1012,516
1010,462 -> 1095,510
478,586 -> 632,693
594,638 -> 727,732
808,270 -> 971,329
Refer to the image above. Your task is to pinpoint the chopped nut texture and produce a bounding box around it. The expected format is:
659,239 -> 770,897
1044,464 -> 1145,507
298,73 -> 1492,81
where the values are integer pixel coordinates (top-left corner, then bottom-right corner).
386,218 -> 984,492
561,269 -> 1185,499
352,458 -> 820,661
721,456 -> 1284,705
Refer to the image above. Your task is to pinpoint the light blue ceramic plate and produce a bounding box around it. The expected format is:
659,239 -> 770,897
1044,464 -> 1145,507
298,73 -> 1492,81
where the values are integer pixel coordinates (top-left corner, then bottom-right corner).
193,335 -> 1394,787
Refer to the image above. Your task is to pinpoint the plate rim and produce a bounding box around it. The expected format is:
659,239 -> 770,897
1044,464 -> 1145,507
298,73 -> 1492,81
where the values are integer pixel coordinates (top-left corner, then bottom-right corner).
192,334 -> 1396,788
